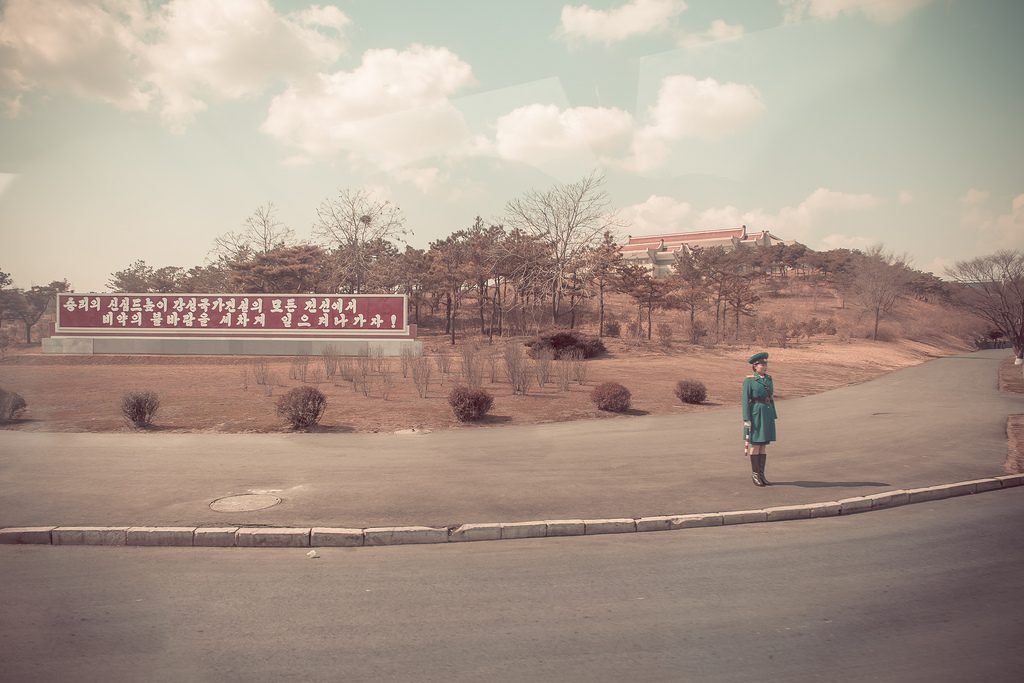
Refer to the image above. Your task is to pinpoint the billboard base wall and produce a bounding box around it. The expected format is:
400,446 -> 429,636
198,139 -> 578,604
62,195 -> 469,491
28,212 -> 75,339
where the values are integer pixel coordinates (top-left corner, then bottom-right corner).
42,336 -> 423,357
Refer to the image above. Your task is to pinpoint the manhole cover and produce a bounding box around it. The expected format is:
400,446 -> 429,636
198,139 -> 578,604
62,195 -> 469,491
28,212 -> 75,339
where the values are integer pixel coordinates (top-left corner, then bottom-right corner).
210,494 -> 281,512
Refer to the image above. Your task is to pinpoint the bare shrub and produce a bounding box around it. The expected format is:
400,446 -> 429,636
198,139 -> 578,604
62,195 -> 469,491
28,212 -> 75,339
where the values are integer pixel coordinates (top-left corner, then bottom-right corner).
674,380 -> 707,404
411,355 -> 432,398
241,366 -> 249,391
354,354 -> 372,396
250,358 -> 270,385
590,382 -> 631,412
399,345 -> 418,378
379,371 -> 394,400
289,354 -> 310,382
309,367 -> 323,385
533,347 -> 554,388
557,358 -> 571,391
338,358 -> 355,382
603,319 -> 621,337
656,323 -> 674,346
435,349 -> 453,382
275,386 -> 327,430
122,390 -> 159,428
372,347 -> 387,374
448,385 -> 494,422
488,351 -> 499,384
689,319 -> 708,345
503,343 -> 531,395
320,345 -> 340,379
459,343 -> 484,388
566,349 -> 587,385
0,387 -> 28,422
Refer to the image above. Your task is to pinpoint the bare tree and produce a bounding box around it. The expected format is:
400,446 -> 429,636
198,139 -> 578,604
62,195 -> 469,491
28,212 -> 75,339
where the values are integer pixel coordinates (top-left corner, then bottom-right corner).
587,231 -> 623,338
213,202 -> 295,263
314,188 -> 408,293
504,171 -> 624,324
851,245 -> 914,341
946,249 -> 1024,359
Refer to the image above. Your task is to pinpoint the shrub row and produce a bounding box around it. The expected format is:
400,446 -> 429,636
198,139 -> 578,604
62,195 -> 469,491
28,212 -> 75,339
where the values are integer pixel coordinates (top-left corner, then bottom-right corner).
4,374 -> 709,431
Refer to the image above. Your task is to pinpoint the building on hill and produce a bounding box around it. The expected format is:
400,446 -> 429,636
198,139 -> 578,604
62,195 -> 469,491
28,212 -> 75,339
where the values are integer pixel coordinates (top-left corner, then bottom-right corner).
620,225 -> 792,277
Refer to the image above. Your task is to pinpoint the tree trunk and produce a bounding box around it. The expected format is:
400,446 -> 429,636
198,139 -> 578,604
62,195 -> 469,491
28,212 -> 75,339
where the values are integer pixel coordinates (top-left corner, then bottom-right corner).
873,307 -> 880,341
444,292 -> 452,335
478,279 -> 486,335
647,301 -> 653,340
598,281 -> 605,338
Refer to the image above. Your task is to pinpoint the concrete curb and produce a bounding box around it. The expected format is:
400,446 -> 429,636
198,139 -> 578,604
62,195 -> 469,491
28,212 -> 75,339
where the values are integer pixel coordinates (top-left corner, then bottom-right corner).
2,474 -> 1022,549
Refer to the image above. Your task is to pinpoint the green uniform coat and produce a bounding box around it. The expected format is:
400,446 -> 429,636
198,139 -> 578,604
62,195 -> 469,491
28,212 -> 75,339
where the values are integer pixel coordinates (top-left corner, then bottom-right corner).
742,373 -> 778,444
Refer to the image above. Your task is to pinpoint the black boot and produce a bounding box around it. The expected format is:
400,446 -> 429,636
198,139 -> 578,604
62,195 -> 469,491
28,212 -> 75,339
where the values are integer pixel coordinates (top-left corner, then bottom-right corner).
750,456 -> 765,487
758,455 -> 770,486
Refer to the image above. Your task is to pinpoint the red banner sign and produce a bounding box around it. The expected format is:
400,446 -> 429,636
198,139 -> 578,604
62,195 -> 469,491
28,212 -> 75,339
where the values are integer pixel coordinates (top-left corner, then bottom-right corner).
56,294 -> 408,336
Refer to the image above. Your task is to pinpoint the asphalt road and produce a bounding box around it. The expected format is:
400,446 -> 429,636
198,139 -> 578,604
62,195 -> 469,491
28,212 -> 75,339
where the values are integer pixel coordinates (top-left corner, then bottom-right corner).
0,350 -> 1020,528
1,489 -> 1022,683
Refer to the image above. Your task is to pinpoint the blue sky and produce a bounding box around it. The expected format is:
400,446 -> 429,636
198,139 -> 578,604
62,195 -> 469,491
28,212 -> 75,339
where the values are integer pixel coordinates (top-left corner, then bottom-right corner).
1,0 -> 1022,292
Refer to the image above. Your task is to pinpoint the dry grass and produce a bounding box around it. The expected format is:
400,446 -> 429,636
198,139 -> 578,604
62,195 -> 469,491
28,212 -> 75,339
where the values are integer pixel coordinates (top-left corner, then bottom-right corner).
0,285 -> 987,434
0,332 -> 968,434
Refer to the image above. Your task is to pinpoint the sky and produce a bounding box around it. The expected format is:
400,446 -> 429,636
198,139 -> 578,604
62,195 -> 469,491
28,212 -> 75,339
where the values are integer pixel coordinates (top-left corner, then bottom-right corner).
1,0 -> 1022,292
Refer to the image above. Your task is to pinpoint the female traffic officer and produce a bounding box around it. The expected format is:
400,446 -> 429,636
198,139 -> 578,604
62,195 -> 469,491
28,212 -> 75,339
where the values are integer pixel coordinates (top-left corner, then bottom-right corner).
742,351 -> 777,486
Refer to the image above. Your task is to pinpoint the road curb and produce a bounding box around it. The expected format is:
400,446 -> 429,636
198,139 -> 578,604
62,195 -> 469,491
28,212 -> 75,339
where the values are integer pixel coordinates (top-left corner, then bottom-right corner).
3,474 -> 1022,549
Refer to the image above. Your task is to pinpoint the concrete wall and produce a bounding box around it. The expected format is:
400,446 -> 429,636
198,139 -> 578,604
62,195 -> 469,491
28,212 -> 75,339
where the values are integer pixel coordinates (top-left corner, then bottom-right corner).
42,336 -> 422,357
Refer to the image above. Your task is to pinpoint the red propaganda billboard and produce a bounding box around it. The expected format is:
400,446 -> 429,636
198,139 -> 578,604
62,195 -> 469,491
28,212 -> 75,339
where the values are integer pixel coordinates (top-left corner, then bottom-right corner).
56,294 -> 409,337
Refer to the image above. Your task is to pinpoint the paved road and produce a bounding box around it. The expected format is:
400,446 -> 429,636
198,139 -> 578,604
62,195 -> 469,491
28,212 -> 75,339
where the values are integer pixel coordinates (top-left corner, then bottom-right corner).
1,489 -> 1022,683
0,350 -> 1020,528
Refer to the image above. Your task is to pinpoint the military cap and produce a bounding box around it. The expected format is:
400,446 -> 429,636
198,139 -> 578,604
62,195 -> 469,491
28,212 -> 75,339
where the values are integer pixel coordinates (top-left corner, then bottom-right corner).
747,351 -> 769,365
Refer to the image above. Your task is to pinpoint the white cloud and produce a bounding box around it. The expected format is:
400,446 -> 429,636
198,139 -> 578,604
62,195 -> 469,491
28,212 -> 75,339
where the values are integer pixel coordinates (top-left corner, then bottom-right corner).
393,166 -> 446,194
688,187 -> 880,240
620,195 -> 693,234
680,19 -> 745,50
0,172 -> 16,198
0,0 -> 153,113
560,0 -> 685,44
960,191 -> 1024,251
488,74 -> 763,173
781,0 -> 934,24
630,75 -> 765,170
494,104 -> 635,164
960,188 -> 990,205
261,45 -> 477,170
620,187 -> 881,241
819,233 -> 877,250
0,0 -> 349,130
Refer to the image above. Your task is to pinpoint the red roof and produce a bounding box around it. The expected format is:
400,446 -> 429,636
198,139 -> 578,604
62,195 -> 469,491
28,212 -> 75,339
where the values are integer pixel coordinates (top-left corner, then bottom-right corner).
624,227 -> 747,248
